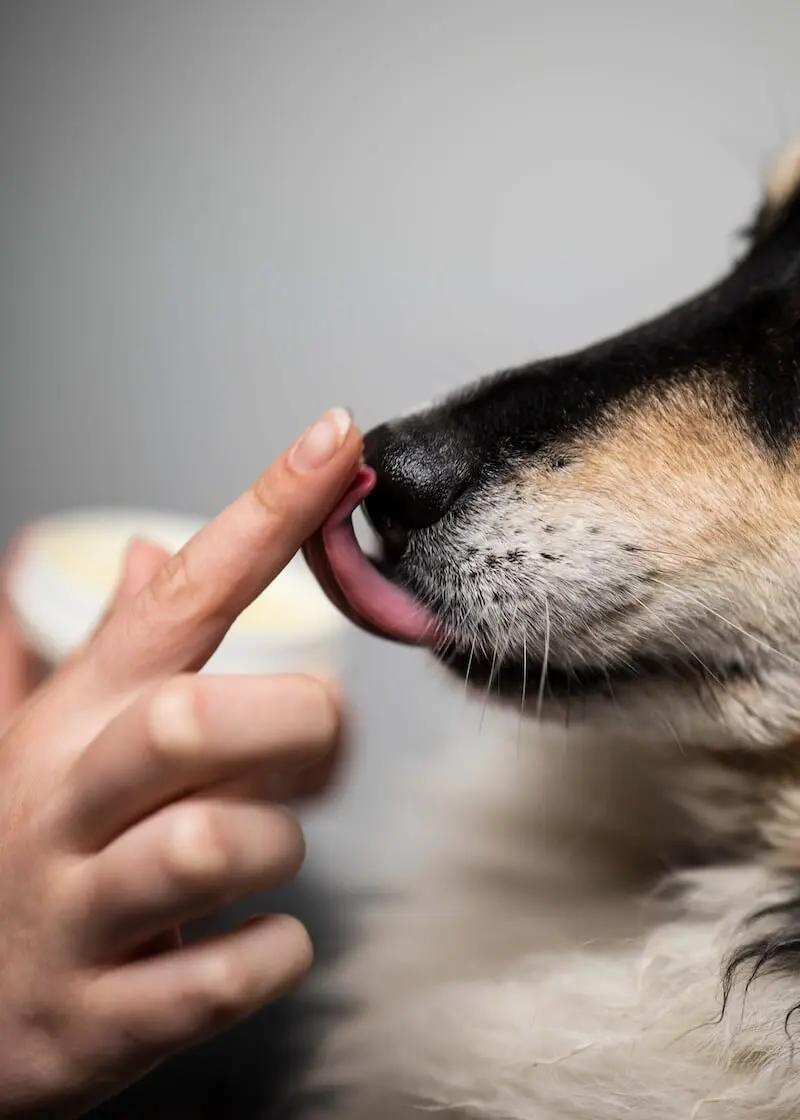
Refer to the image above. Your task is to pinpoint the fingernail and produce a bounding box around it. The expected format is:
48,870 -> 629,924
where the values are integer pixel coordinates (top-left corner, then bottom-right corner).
290,408 -> 352,473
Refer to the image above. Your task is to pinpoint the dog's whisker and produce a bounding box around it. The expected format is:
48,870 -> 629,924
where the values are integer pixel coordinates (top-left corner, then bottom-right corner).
634,546 -> 800,598
478,634 -> 501,733
648,576 -> 800,669
517,628 -> 528,765
463,631 -> 478,697
627,591 -> 724,687
536,595 -> 551,723
497,599 -> 521,687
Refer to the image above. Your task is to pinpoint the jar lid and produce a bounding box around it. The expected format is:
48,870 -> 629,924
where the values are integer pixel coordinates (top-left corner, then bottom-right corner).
7,508 -> 347,676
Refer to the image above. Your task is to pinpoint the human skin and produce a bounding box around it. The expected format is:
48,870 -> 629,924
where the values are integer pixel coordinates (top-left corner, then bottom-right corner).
0,407 -> 358,1118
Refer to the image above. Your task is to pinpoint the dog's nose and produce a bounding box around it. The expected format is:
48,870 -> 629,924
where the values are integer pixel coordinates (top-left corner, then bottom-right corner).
363,421 -> 479,543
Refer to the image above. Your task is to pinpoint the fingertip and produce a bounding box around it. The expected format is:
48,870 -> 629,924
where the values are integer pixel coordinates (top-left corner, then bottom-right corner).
304,674 -> 346,756
86,418 -> 364,687
119,538 -> 170,598
311,673 -> 344,715
287,408 -> 363,477
280,676 -> 347,802
266,913 -> 314,980
344,418 -> 365,461
288,735 -> 348,801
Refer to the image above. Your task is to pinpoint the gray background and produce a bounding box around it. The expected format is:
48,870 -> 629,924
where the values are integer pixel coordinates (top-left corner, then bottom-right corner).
2,2 -> 800,1111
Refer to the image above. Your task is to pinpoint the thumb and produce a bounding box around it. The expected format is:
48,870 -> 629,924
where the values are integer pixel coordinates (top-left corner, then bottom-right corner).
113,537 -> 171,604
72,537 -> 170,660
0,532 -> 42,718
94,537 -> 171,633
0,591 -> 37,719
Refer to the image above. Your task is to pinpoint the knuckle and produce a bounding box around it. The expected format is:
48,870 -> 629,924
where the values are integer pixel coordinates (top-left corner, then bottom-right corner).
147,548 -> 194,606
250,468 -> 288,520
147,676 -> 205,759
194,918 -> 313,1027
199,953 -> 250,1020
89,1002 -> 170,1071
45,854 -> 85,917
163,804 -> 232,887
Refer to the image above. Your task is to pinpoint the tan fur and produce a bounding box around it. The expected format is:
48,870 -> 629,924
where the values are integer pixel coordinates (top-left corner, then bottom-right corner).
765,139 -> 800,211
550,382 -> 800,578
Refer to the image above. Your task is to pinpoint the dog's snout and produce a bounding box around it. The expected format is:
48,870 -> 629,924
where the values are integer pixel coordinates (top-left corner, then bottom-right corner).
363,421 -> 479,540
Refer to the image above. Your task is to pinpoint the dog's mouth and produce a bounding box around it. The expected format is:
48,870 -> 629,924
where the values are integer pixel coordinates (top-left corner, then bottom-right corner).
302,467 -> 442,646
302,468 -> 744,708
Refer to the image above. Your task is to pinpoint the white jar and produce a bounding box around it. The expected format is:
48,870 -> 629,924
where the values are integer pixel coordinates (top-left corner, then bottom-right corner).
7,508 -> 347,678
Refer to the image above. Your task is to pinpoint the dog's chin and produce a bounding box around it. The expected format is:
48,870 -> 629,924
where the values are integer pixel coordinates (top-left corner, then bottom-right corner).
440,642 -> 746,714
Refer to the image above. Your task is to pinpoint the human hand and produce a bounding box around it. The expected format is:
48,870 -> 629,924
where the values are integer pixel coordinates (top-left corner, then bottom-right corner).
0,532 -> 347,801
0,533 -> 171,728
0,407 -> 359,1118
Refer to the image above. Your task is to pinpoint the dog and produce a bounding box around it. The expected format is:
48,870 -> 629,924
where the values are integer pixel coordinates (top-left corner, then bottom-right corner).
301,139 -> 800,1119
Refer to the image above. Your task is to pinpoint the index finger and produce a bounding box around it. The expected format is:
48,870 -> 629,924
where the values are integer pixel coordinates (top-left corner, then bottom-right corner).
89,408 -> 361,686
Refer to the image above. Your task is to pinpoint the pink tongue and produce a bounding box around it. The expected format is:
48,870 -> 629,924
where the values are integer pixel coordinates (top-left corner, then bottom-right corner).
302,468 -> 440,646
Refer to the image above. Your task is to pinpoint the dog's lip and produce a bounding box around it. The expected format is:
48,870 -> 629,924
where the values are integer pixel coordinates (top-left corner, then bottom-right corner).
302,467 -> 441,646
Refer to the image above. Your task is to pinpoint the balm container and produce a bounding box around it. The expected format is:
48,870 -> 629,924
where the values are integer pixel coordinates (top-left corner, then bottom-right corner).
6,508 -> 348,677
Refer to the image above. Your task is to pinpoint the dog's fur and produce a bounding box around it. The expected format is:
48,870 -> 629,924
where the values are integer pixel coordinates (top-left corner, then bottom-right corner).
306,141 -> 800,1119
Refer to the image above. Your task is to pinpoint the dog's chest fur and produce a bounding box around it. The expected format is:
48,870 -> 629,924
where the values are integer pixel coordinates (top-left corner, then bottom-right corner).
305,718 -> 800,1120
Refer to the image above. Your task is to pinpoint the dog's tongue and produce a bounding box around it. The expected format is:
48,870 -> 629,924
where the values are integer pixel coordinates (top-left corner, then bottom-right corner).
303,468 -> 439,645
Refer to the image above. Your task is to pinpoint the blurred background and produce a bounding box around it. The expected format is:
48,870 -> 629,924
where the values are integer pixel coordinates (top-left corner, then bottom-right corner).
2,1 -> 800,1116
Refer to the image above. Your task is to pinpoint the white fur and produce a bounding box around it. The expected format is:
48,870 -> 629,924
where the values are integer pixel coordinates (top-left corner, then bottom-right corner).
304,710 -> 800,1119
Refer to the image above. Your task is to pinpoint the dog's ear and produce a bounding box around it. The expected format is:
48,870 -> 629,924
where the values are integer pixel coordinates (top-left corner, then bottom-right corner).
743,140 -> 800,248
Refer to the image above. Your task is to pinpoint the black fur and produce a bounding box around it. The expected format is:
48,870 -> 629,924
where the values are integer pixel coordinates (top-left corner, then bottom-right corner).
443,647 -> 750,706
723,884 -> 800,1037
365,181 -> 800,533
